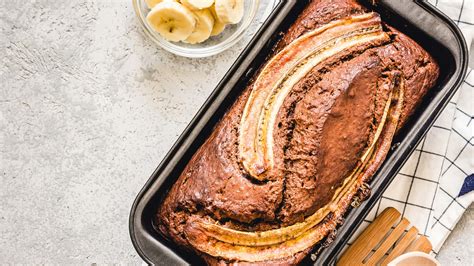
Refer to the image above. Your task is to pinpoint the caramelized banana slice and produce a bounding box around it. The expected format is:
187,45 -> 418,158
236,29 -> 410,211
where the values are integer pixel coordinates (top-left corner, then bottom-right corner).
238,13 -> 389,181
185,206 -> 339,262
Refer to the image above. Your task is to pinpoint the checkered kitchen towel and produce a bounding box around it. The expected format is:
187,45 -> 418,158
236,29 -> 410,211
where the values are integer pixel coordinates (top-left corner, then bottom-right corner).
347,0 -> 474,254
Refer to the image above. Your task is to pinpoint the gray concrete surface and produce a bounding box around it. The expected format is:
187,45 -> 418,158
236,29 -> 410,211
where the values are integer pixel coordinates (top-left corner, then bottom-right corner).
0,0 -> 471,264
437,205 -> 474,265
0,0 -> 267,263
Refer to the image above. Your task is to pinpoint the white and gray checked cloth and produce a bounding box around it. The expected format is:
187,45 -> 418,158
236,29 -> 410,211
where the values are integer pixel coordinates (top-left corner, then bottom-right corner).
346,0 -> 474,255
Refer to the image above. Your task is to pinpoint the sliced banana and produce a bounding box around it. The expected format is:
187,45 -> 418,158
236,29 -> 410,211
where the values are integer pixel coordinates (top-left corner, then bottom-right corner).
181,0 -> 214,10
185,9 -> 215,44
214,0 -> 244,24
145,0 -> 176,9
145,0 -> 162,9
209,4 -> 219,19
146,1 -> 196,42
211,20 -> 226,36
209,4 -> 226,36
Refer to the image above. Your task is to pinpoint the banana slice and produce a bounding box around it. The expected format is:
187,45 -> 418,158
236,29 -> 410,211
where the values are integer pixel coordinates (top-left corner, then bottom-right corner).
145,0 -> 161,9
215,0 -> 244,24
185,9 -> 215,44
209,4 -> 226,36
145,0 -> 176,9
211,20 -> 226,36
146,1 -> 196,42
181,0 -> 214,10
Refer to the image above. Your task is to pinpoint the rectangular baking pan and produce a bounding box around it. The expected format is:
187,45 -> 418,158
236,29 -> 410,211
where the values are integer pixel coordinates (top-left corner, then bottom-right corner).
129,0 -> 468,265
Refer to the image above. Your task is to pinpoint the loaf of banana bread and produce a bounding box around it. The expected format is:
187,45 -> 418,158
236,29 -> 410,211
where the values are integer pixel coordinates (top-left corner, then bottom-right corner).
156,0 -> 439,264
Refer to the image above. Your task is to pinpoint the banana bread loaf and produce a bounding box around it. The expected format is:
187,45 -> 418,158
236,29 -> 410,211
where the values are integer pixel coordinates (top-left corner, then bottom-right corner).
156,0 -> 439,264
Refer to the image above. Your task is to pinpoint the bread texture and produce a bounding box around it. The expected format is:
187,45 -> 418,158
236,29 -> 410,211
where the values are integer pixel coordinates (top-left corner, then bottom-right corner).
156,0 -> 439,264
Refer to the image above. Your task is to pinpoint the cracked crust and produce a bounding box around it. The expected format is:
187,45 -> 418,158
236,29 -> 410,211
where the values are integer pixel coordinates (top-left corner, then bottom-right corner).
156,0 -> 439,264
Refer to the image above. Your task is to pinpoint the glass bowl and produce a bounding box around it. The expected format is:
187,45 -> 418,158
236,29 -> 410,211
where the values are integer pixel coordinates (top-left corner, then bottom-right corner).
132,0 -> 277,58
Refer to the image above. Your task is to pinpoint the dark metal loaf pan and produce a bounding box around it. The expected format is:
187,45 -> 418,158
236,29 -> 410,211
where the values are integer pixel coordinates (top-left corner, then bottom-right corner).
129,0 -> 468,265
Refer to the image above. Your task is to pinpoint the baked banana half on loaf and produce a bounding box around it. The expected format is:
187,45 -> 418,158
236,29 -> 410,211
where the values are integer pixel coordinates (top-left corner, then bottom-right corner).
156,0 -> 439,264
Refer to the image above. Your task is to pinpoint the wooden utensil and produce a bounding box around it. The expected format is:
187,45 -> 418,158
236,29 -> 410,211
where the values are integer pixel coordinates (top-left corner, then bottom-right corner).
337,207 -> 432,266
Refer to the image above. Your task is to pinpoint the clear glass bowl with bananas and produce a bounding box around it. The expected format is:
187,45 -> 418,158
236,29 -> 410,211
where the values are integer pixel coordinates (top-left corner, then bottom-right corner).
133,0 -> 276,57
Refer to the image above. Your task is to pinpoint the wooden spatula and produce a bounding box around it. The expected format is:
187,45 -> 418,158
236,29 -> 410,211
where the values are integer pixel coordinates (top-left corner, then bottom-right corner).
337,207 -> 432,266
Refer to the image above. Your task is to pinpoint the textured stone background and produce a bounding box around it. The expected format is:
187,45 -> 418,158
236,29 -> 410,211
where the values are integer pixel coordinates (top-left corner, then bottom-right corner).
0,0 -> 471,264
